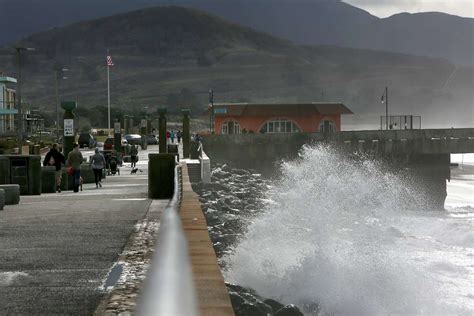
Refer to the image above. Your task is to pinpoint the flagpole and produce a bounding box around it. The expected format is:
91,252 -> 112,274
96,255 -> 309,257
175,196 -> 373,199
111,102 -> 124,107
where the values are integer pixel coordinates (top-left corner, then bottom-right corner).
107,55 -> 111,136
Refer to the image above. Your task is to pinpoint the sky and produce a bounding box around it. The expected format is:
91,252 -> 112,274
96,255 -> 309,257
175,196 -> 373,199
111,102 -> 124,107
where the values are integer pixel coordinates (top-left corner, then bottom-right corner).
343,0 -> 474,18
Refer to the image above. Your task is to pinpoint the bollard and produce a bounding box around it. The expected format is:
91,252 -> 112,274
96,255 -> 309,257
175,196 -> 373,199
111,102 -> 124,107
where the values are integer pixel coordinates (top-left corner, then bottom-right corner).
41,166 -> 57,193
148,154 -> 175,199
0,189 -> 4,210
0,184 -> 20,205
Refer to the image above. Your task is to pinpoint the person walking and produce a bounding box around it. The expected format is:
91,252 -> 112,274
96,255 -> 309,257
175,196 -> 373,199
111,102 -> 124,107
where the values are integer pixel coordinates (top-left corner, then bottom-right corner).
67,143 -> 83,193
90,148 -> 106,188
43,143 -> 65,193
177,130 -> 182,143
130,143 -> 138,169
166,130 -> 171,144
170,130 -> 175,143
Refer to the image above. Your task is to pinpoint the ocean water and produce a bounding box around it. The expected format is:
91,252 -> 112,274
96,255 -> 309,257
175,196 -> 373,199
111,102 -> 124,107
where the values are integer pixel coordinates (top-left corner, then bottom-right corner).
197,147 -> 474,315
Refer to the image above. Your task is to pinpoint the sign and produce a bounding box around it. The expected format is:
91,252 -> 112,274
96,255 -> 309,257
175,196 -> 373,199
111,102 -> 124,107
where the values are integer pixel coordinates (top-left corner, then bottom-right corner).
64,119 -> 74,136
214,107 -> 227,114
114,122 -> 121,134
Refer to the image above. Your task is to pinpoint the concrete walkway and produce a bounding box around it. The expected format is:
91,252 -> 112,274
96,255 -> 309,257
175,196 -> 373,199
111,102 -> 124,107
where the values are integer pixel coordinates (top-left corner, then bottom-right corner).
0,147 -> 159,315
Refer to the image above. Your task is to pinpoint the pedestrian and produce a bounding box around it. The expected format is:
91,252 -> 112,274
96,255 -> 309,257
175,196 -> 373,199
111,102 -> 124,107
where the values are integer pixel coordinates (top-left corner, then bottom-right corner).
130,143 -> 138,168
43,143 -> 65,193
170,130 -> 175,143
177,130 -> 182,143
90,148 -> 106,188
67,143 -> 83,193
166,130 -> 171,144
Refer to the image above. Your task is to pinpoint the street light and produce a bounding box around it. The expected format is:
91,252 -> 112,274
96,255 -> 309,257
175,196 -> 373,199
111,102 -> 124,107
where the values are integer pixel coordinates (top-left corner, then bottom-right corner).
54,65 -> 69,142
15,46 -> 35,150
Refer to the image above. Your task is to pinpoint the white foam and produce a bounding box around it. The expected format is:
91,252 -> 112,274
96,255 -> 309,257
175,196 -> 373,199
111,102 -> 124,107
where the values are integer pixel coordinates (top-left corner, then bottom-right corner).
225,145 -> 474,315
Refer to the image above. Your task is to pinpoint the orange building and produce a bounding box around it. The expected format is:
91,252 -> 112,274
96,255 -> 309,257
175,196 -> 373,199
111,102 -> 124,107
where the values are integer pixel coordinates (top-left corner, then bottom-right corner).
212,103 -> 353,134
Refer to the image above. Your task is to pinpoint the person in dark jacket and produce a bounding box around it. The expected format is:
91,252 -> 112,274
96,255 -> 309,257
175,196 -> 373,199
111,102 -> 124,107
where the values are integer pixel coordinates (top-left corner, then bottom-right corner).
43,143 -> 66,193
129,144 -> 138,168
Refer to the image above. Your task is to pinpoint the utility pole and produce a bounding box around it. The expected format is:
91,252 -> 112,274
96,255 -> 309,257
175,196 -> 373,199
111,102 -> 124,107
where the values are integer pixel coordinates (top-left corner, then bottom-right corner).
385,87 -> 388,130
209,89 -> 214,134
15,46 -> 35,150
54,65 -> 68,143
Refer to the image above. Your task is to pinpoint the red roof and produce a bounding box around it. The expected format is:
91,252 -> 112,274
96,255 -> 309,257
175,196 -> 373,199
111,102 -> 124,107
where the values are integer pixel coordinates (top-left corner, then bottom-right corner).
212,103 -> 353,117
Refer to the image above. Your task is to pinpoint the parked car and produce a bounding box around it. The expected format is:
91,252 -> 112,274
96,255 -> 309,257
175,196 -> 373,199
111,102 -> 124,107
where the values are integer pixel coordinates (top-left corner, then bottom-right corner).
104,137 -> 114,150
123,134 -> 142,145
78,133 -> 97,148
146,134 -> 158,145
104,137 -> 128,150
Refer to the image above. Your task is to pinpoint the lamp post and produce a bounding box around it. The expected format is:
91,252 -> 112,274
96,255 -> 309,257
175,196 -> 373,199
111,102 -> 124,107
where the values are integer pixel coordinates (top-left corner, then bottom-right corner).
15,46 -> 35,150
54,65 -> 68,143
381,86 -> 389,130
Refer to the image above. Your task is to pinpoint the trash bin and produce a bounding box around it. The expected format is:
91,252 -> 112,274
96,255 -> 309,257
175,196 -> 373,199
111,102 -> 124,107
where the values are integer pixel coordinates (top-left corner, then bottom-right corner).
0,156 -> 10,184
41,166 -> 57,193
148,154 -> 175,199
9,155 -> 41,195
0,188 -> 4,210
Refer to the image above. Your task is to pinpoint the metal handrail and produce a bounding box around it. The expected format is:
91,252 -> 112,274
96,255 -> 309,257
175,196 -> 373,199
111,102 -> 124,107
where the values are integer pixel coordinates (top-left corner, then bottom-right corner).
138,162 -> 199,316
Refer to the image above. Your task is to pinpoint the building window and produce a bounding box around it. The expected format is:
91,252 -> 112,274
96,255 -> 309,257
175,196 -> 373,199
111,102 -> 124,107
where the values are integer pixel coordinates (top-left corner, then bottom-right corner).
319,120 -> 336,132
221,121 -> 241,134
260,118 -> 300,133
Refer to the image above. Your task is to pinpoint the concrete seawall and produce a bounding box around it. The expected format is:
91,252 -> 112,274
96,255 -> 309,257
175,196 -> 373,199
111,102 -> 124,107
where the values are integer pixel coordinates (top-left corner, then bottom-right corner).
180,162 -> 235,315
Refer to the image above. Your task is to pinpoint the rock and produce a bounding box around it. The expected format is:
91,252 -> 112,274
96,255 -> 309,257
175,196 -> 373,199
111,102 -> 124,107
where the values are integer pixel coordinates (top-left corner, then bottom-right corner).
264,299 -> 285,313
227,283 -> 273,316
275,304 -> 304,316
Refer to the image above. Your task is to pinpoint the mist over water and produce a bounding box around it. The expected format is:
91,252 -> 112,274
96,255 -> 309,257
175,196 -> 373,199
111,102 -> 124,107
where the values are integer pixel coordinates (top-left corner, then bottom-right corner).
223,145 -> 474,315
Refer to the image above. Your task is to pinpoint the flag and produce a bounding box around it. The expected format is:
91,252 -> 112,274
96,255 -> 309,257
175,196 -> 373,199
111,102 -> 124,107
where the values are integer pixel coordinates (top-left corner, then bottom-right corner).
107,55 -> 114,67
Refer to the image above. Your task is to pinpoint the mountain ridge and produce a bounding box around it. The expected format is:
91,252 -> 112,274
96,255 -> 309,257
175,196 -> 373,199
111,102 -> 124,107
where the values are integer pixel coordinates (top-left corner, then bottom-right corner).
1,0 -> 472,65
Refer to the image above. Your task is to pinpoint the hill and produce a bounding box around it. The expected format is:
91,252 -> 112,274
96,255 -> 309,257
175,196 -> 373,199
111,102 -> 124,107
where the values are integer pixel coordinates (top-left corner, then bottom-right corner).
0,0 -> 473,66
0,6 -> 472,128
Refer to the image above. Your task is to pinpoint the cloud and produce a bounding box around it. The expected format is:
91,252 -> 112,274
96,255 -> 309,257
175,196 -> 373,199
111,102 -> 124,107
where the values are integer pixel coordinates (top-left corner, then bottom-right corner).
343,0 -> 474,18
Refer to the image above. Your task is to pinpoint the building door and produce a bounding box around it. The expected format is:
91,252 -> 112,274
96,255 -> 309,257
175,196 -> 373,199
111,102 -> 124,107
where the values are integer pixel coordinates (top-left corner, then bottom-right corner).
319,120 -> 336,133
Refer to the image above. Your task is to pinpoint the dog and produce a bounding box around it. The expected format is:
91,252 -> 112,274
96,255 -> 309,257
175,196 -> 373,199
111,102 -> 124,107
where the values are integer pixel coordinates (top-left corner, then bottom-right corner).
130,168 -> 143,174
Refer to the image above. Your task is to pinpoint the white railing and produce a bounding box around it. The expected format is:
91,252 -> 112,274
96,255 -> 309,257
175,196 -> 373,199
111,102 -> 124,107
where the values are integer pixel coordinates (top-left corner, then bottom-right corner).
138,162 -> 199,316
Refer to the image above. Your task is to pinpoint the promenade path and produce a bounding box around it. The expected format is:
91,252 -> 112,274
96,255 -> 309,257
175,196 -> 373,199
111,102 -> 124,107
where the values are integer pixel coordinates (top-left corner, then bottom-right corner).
0,146 -> 160,315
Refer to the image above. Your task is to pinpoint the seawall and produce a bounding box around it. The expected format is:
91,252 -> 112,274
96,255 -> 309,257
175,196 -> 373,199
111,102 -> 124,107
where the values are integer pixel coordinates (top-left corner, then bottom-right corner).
180,162 -> 235,315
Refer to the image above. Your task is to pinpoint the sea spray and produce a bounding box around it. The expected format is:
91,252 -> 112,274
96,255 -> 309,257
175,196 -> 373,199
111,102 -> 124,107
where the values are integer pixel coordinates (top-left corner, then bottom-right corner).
222,144 -> 473,315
